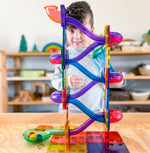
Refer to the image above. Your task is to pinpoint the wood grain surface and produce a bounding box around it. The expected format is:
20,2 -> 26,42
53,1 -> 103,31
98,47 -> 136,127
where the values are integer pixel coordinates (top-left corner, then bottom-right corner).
0,113 -> 150,153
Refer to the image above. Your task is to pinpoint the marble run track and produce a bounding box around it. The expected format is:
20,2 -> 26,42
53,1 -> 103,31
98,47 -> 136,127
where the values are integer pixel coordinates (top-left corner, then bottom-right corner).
23,4 -> 130,153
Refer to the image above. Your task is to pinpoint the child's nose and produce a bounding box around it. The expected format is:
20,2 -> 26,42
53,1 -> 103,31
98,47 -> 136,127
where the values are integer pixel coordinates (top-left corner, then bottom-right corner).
74,31 -> 81,39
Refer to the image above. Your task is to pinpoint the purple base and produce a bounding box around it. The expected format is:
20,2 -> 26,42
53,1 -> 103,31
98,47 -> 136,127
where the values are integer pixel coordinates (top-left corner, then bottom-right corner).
86,131 -> 129,153
87,143 -> 129,153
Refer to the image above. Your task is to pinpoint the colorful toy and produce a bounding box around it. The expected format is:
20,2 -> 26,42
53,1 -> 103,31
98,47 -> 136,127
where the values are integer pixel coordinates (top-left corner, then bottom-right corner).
23,4 -> 129,153
29,133 -> 37,142
44,5 -> 61,24
23,125 -> 65,143
28,132 -> 35,137
42,42 -> 62,52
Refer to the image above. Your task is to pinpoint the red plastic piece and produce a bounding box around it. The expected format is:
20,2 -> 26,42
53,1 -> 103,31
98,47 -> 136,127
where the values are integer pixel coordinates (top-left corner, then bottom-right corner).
28,132 -> 35,137
44,5 -> 61,23
110,77 -> 123,83
108,131 -> 123,143
49,59 -> 61,64
110,108 -> 123,123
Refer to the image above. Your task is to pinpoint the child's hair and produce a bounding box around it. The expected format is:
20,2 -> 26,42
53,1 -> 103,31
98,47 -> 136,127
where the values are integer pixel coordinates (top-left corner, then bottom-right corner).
66,1 -> 94,29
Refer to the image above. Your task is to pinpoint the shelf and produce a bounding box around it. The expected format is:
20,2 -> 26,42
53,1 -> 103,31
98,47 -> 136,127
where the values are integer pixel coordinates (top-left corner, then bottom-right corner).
110,51 -> 150,55
8,100 -> 150,105
125,75 -> 150,79
110,100 -> 150,105
8,100 -> 56,105
6,75 -> 150,81
7,76 -> 53,81
7,69 -> 21,72
6,52 -> 59,57
5,51 -> 150,112
6,51 -> 150,57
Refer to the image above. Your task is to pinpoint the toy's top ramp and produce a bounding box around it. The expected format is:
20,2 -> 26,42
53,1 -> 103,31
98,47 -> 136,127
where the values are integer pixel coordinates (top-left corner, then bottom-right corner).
44,5 -> 61,23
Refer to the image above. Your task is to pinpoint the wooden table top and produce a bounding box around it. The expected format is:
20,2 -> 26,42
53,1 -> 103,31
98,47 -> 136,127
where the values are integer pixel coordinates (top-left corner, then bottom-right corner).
0,113 -> 150,153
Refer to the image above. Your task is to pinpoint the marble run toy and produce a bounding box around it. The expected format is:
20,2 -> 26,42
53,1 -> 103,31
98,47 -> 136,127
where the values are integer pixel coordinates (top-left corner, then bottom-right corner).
23,4 -> 130,153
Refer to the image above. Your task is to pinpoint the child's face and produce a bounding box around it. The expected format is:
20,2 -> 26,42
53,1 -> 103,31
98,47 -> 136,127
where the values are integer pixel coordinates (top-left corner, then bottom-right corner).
67,15 -> 94,49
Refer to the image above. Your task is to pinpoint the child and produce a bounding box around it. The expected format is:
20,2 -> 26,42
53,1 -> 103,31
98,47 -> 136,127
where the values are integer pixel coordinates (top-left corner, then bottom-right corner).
51,1 -> 125,113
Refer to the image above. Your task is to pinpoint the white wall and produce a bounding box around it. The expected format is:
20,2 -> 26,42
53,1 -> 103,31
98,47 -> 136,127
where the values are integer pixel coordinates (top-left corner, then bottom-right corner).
3,0 -> 150,112
0,0 -> 150,52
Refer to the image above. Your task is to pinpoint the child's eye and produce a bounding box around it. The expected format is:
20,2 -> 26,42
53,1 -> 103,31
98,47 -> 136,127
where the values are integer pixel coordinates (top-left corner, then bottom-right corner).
68,29 -> 74,33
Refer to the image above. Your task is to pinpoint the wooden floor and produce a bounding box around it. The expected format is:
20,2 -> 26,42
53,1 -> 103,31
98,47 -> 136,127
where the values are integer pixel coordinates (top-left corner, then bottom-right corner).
0,113 -> 150,153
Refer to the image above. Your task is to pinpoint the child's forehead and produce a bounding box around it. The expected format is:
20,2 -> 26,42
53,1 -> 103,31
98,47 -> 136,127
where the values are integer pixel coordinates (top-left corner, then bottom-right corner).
67,14 -> 91,29
66,24 -> 77,29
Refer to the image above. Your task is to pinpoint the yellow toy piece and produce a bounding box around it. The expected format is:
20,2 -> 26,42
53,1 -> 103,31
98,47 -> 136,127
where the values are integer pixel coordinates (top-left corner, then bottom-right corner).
58,124 -> 77,130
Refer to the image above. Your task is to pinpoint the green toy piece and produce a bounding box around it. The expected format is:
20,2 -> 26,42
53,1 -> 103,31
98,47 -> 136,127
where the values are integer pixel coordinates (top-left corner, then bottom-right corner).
32,44 -> 39,52
143,29 -> 150,45
93,46 -> 103,58
23,126 -> 65,143
19,35 -> 27,52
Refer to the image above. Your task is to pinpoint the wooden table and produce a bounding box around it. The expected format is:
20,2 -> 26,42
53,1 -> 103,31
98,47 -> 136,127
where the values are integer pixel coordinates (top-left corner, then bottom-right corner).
0,113 -> 150,153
